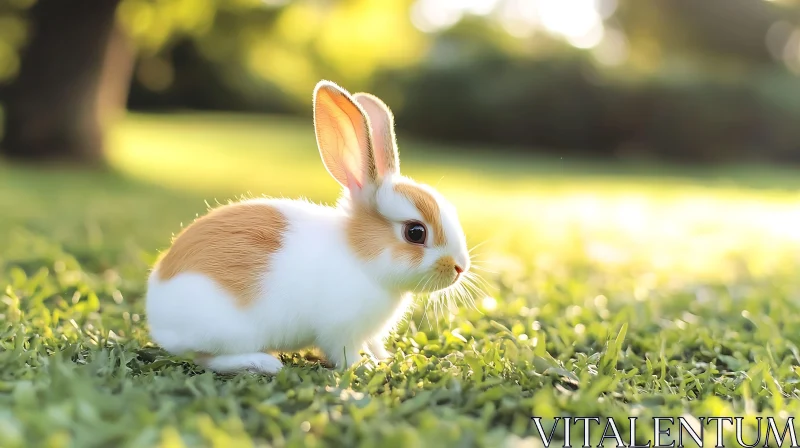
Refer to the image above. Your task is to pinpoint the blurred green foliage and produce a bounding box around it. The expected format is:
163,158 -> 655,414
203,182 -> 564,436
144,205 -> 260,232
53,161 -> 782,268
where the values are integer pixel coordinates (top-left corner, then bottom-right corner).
4,0 -> 800,161
380,50 -> 800,163
119,0 -> 427,108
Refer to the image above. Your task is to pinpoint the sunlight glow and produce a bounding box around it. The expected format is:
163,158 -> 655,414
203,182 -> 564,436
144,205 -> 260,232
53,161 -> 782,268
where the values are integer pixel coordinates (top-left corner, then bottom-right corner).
496,0 -> 539,38
591,27 -> 629,65
112,115 -> 800,294
538,0 -> 604,48
412,0 -> 612,50
410,0 -> 498,33
410,0 -> 463,33
462,0 -> 500,16
482,296 -> 498,311
595,0 -> 618,19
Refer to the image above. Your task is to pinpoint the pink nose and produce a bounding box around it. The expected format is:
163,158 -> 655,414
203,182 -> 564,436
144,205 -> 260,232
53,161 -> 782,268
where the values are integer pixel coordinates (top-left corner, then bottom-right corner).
454,265 -> 464,275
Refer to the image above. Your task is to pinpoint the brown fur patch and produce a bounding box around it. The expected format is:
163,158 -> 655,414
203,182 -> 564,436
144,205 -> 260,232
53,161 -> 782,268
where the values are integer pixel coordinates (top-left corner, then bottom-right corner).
394,183 -> 446,246
155,201 -> 288,307
348,204 -> 424,265
348,204 -> 392,260
394,243 -> 425,266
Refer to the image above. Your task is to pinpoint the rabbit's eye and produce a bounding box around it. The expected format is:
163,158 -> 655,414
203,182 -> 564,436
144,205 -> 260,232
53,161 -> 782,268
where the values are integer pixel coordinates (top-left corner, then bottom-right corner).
403,221 -> 427,245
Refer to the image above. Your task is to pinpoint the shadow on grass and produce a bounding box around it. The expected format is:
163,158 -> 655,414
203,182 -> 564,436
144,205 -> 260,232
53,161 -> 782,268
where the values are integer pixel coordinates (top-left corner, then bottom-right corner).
132,346 -> 336,379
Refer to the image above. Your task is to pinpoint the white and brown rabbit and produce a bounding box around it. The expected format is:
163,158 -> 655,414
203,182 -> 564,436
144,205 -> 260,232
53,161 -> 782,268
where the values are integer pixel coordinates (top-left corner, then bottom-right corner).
145,80 -> 471,374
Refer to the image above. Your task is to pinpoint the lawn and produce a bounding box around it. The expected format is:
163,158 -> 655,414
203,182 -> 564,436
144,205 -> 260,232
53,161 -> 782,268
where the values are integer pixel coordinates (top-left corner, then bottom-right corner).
2,113 -> 800,448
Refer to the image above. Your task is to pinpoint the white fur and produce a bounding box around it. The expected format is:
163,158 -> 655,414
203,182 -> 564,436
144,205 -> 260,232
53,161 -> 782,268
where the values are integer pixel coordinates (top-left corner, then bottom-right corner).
146,197 -> 419,373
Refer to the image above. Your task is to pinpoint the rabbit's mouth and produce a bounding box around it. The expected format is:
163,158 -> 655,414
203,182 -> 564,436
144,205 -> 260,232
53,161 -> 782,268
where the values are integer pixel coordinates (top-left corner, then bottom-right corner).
408,258 -> 471,293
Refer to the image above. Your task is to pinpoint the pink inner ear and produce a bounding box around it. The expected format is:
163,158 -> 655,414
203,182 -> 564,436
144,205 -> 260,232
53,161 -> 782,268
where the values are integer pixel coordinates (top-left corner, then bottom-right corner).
355,95 -> 393,178
345,170 -> 362,192
372,136 -> 388,178
314,83 -> 375,190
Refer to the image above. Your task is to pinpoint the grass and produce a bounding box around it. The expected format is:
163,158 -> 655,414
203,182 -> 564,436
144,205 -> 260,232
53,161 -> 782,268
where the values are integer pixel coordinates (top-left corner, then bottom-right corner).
2,112 -> 800,447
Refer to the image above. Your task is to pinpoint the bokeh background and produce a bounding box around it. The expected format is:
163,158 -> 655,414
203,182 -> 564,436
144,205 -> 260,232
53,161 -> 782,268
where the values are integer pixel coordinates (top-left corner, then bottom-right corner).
4,0 -> 800,165
4,1 -> 800,446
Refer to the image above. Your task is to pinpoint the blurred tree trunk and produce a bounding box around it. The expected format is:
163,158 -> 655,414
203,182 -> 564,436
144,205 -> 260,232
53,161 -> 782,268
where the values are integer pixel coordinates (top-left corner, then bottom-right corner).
1,0 -> 134,166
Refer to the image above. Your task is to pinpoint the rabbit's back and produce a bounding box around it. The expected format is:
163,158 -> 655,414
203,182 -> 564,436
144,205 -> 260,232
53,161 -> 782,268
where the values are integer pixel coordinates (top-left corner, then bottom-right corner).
154,199 -> 288,307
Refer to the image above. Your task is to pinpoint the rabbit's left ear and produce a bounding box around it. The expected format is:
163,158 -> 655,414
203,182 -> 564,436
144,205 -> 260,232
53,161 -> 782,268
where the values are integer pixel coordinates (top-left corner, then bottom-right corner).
353,93 -> 399,179
313,81 -> 378,193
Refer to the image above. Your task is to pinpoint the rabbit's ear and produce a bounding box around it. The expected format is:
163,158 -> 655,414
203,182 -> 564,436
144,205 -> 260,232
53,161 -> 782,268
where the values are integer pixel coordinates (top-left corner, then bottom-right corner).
313,80 -> 377,192
353,93 -> 399,178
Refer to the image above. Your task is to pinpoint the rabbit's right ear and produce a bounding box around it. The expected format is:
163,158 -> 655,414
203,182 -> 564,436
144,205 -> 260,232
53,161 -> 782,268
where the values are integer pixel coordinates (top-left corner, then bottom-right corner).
353,93 -> 399,179
313,80 -> 377,193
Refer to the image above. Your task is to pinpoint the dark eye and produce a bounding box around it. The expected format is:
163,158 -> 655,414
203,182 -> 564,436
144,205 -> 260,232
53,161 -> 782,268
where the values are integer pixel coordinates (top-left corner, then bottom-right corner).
403,221 -> 427,245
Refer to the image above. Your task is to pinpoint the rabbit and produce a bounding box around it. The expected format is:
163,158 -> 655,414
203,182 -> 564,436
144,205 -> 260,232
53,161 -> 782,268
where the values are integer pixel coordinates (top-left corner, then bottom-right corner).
144,80 -> 471,374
